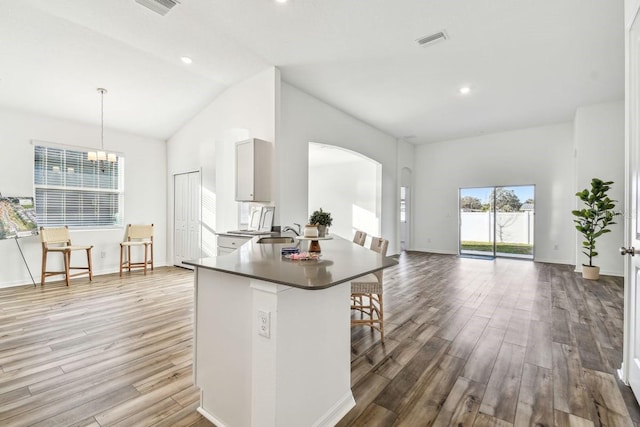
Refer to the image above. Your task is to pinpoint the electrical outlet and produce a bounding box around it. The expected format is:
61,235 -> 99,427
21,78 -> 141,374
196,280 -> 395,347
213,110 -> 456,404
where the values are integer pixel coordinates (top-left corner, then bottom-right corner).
258,310 -> 270,338
100,251 -> 106,259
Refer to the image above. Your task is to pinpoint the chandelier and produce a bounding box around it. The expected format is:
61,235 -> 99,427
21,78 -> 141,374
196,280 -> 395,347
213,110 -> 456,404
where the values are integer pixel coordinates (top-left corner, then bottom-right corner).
87,88 -> 117,163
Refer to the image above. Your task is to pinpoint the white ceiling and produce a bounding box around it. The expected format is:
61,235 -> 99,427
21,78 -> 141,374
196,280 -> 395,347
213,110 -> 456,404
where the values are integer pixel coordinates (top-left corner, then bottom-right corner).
0,0 -> 624,144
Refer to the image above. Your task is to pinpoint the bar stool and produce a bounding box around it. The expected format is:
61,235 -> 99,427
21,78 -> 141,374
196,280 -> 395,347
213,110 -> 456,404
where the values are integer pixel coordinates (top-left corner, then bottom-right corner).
120,224 -> 154,276
40,226 -> 93,286
350,237 -> 388,341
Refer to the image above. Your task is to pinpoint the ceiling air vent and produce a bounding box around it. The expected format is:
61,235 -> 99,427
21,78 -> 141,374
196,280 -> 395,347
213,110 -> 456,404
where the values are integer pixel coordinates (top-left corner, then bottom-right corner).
416,31 -> 448,47
135,0 -> 179,16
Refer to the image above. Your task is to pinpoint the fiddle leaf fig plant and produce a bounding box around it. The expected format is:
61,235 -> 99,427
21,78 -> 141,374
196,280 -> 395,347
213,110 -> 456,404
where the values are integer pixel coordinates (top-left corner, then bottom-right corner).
572,178 -> 621,267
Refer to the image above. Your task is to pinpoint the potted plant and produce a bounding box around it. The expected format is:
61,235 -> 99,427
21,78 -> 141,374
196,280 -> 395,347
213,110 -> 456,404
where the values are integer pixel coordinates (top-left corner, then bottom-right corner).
572,178 -> 621,280
309,208 -> 333,237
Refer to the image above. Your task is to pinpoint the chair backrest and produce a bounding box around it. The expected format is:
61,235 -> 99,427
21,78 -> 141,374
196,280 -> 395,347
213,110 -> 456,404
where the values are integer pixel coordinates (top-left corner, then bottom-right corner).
127,224 -> 154,241
369,237 -> 388,283
40,226 -> 71,246
370,237 -> 388,257
353,230 -> 367,246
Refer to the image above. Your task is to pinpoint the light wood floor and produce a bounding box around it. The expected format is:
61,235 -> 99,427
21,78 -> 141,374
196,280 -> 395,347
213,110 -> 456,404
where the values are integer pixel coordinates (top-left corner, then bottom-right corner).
0,252 -> 638,426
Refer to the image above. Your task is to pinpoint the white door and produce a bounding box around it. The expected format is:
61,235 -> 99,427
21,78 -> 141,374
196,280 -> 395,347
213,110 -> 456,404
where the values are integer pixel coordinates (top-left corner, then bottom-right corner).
174,171 -> 201,266
187,171 -> 202,260
174,173 -> 188,264
400,186 -> 410,251
623,5 -> 640,399
400,167 -> 412,251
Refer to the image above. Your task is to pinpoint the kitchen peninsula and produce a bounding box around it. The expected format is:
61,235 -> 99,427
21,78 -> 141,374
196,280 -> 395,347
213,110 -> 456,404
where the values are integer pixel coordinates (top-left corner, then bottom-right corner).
185,235 -> 397,427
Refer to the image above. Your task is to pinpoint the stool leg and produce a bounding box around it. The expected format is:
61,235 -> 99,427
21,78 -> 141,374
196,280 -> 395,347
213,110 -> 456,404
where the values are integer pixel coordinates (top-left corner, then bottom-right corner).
119,244 -> 124,277
87,248 -> 93,281
41,248 -> 47,286
143,243 -> 148,275
63,250 -> 71,286
378,292 -> 384,342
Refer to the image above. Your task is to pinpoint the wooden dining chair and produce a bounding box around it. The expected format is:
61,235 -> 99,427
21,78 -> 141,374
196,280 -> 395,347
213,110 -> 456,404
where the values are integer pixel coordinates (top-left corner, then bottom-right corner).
350,236 -> 389,342
40,226 -> 93,286
353,230 -> 367,246
120,224 -> 154,276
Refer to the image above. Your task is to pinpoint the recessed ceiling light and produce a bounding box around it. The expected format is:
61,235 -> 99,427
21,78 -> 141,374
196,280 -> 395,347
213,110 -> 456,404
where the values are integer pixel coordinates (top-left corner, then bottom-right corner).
459,86 -> 471,95
181,56 -> 193,64
275,0 -> 287,3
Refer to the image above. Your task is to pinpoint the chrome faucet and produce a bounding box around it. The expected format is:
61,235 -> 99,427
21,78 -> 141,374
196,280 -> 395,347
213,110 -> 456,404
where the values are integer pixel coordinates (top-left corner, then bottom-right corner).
282,223 -> 301,236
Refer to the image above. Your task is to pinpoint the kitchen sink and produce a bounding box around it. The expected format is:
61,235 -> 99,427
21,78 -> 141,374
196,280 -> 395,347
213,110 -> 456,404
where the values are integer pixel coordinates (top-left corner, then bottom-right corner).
257,236 -> 296,244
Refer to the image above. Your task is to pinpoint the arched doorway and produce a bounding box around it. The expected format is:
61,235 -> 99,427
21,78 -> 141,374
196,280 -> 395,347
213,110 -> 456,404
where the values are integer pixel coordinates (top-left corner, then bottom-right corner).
308,142 -> 381,243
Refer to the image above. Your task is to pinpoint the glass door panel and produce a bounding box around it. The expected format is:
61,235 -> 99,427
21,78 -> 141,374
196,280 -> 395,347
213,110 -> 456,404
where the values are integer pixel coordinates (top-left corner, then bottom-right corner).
494,186 -> 534,259
459,187 -> 495,257
459,185 -> 534,260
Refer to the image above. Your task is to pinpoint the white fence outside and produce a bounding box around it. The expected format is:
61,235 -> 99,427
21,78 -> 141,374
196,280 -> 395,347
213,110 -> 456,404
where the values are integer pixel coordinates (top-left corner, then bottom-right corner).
460,211 -> 534,244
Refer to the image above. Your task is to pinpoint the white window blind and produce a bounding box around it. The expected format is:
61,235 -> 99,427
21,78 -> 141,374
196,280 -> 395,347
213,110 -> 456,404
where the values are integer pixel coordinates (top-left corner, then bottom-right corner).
34,145 -> 124,228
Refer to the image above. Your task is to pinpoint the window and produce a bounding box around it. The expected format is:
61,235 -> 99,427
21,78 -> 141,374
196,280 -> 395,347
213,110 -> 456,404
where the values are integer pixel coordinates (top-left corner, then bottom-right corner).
34,144 -> 124,228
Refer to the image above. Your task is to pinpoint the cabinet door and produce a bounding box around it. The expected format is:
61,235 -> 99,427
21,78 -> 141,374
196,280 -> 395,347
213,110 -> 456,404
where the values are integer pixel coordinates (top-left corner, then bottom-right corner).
217,247 -> 234,256
236,140 -> 254,201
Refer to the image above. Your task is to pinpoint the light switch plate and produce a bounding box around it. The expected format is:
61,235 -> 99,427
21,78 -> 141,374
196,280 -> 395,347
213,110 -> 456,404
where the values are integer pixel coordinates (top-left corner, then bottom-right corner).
258,310 -> 270,338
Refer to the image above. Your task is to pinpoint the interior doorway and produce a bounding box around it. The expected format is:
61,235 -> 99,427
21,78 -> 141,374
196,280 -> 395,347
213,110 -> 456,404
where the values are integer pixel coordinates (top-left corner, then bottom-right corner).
459,185 -> 535,259
308,142 -> 381,242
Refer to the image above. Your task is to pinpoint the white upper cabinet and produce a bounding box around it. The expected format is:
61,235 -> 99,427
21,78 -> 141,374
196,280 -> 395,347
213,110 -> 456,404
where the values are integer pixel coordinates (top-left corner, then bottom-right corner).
235,138 -> 271,202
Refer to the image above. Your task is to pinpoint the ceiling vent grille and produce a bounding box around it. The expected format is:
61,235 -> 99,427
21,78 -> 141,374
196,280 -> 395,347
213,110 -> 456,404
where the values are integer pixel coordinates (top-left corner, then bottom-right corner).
135,0 -> 179,16
416,31 -> 448,47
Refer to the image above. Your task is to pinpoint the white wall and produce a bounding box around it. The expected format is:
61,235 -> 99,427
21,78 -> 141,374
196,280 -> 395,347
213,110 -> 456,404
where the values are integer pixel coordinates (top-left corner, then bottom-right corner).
308,144 -> 382,241
413,122 -> 575,264
627,0 -> 640,26
167,67 -> 278,264
574,101 -> 625,276
278,83 -> 403,254
0,108 -> 167,288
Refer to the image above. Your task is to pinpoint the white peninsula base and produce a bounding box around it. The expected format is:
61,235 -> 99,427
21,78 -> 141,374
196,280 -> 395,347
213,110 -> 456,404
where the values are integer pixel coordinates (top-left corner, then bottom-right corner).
193,267 -> 355,427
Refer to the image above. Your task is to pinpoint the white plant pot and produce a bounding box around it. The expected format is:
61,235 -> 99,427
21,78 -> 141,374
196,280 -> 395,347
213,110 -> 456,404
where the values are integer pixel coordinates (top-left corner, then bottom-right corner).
582,265 -> 600,280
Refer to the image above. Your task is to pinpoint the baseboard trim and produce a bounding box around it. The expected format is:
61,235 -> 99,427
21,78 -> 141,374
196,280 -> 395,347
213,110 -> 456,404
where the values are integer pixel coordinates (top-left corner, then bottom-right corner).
0,261 -> 173,289
197,406 -> 229,427
572,265 -> 623,277
312,391 -> 356,427
197,392 -> 354,427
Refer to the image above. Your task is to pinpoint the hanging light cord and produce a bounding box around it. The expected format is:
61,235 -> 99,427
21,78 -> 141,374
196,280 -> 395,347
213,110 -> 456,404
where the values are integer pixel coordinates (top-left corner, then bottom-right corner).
98,88 -> 106,150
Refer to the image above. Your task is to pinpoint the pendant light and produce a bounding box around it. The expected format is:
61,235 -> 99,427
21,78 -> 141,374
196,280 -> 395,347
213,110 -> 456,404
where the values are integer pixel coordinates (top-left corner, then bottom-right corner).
87,88 -> 117,163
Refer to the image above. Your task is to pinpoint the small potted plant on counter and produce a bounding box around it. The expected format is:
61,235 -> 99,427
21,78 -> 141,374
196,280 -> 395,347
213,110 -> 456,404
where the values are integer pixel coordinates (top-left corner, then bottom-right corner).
309,208 -> 333,238
572,178 -> 621,280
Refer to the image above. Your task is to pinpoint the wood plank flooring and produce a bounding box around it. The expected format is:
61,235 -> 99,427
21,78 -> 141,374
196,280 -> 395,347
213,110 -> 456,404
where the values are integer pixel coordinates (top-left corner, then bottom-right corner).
0,252 -> 637,426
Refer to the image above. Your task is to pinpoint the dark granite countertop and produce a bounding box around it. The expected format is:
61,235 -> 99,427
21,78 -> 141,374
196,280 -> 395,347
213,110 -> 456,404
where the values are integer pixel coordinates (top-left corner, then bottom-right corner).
184,234 -> 397,290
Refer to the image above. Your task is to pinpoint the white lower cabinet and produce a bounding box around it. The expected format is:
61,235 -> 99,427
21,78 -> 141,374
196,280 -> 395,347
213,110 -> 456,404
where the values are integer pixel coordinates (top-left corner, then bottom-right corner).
217,234 -> 251,255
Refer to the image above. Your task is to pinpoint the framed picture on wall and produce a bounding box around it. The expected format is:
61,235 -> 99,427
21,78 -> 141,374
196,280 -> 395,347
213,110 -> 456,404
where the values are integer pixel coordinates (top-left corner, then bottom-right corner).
0,195 -> 38,240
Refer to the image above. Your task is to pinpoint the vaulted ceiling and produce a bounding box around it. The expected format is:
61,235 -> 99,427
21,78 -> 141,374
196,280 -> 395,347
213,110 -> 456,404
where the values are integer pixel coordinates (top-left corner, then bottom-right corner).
0,0 -> 624,144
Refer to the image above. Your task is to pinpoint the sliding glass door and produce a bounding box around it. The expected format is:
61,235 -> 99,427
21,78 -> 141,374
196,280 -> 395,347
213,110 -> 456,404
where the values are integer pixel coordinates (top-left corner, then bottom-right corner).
459,185 -> 534,259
